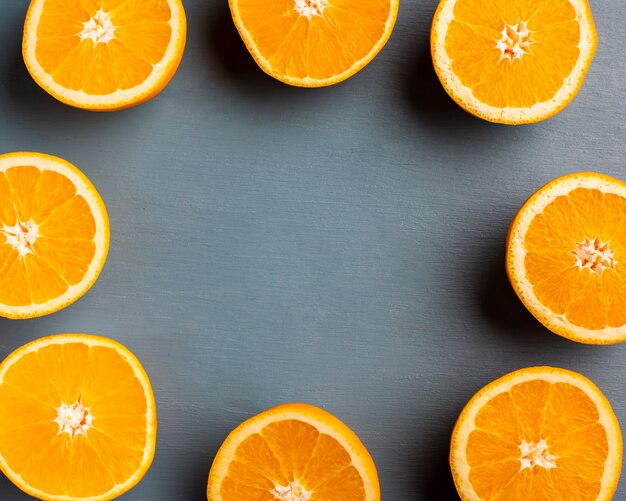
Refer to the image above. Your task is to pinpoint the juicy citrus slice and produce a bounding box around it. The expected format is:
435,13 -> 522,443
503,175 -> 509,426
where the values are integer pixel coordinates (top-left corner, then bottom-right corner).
507,172 -> 626,344
23,0 -> 186,111
431,0 -> 597,124
451,367 -> 622,501
229,0 -> 399,87
0,333 -> 157,501
0,152 -> 109,319
207,403 -> 380,500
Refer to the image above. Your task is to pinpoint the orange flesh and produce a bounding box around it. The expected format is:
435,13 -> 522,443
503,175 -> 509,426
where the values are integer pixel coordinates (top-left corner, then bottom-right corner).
524,188 -> 626,330
444,0 -> 581,108
0,166 -> 96,306
221,419 -> 366,500
468,380 -> 607,500
235,0 -> 391,80
0,342 -> 149,498
35,0 -> 172,94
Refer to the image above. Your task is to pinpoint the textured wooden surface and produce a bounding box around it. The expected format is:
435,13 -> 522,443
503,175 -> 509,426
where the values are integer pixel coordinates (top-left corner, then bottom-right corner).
0,0 -> 625,499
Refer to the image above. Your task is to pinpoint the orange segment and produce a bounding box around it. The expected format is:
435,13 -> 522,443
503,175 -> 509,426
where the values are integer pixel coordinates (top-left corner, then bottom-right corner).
0,174 -> 17,226
207,403 -> 380,501
33,237 -> 96,285
22,254 -> 69,305
31,170 -> 77,221
0,334 -> 157,501
431,0 -> 597,124
0,247 -> 32,306
451,367 -> 622,501
229,0 -> 399,86
507,172 -> 626,343
23,0 -> 186,110
38,195 -> 97,239
5,165 -> 41,221
0,152 -> 109,319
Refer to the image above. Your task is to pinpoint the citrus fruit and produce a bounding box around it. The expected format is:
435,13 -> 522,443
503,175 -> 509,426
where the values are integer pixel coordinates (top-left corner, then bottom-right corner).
450,366 -> 622,501
507,172 -> 626,344
23,0 -> 187,111
229,0 -> 399,87
431,0 -> 598,124
0,152 -> 109,319
0,333 -> 157,501
207,402 -> 380,500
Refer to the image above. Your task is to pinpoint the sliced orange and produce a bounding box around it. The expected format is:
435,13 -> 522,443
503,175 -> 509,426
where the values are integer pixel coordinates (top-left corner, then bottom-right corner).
229,0 -> 399,87
431,0 -> 597,124
207,403 -> 380,500
507,172 -> 626,344
0,152 -> 109,319
23,0 -> 186,111
451,367 -> 622,501
0,333 -> 157,500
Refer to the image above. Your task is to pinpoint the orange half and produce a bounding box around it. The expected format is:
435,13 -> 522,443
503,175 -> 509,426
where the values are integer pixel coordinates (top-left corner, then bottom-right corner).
431,0 -> 597,124
450,367 -> 622,501
0,152 -> 109,319
0,334 -> 157,501
229,0 -> 399,86
207,403 -> 380,500
23,0 -> 187,111
507,172 -> 626,344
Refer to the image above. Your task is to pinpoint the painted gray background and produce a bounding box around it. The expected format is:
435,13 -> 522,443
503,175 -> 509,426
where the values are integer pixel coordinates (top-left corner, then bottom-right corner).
1,0 -> 625,499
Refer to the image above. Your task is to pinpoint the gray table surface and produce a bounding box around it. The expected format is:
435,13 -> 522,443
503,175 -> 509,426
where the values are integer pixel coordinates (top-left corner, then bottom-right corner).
1,0 -> 625,499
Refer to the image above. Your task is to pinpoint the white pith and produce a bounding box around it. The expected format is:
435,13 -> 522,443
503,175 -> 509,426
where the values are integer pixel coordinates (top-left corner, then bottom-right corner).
0,153 -> 109,318
0,334 -> 157,501
2,221 -> 39,257
508,173 -> 626,343
451,368 -> 622,501
294,0 -> 329,19
55,400 -> 94,438
496,21 -> 532,61
432,0 -> 597,123
518,439 -> 558,471
80,10 -> 115,44
271,480 -> 313,501
573,237 -> 616,273
23,0 -> 186,109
